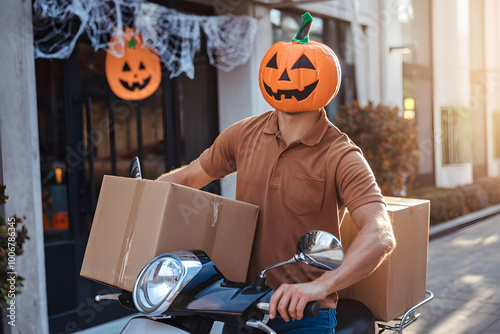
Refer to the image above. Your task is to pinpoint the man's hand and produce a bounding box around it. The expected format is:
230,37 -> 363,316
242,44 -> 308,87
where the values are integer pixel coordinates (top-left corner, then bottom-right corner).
269,281 -> 328,322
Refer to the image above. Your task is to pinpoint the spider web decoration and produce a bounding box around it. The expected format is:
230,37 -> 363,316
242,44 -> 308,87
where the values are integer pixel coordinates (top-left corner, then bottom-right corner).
201,14 -> 259,73
86,0 -> 137,54
134,2 -> 202,79
33,0 -> 258,79
33,0 -> 89,59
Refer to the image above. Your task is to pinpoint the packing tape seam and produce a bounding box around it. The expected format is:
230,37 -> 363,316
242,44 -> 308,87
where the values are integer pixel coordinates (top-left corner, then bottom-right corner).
115,179 -> 146,288
204,196 -> 224,257
211,197 -> 224,227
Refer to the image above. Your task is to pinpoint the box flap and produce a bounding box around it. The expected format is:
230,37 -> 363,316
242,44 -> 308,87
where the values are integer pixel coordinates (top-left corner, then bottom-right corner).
385,196 -> 430,206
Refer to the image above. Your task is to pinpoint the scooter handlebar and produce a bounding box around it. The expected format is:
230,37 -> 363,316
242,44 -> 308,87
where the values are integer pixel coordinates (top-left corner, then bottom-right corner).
303,301 -> 320,317
256,301 -> 320,317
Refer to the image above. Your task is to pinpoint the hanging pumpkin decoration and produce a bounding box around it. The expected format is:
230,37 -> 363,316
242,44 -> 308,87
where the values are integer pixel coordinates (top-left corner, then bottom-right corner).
259,12 -> 341,113
105,27 -> 162,101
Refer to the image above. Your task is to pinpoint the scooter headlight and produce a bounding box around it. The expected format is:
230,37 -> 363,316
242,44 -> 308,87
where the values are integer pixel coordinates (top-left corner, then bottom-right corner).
133,252 -> 202,315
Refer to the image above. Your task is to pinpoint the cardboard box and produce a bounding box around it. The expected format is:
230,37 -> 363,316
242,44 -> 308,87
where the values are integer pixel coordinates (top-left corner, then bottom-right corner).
81,175 -> 259,291
339,197 -> 430,322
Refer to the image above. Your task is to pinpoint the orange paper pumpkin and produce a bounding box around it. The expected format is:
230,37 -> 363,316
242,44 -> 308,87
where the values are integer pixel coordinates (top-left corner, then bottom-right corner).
105,27 -> 162,100
52,212 -> 69,230
259,13 -> 341,113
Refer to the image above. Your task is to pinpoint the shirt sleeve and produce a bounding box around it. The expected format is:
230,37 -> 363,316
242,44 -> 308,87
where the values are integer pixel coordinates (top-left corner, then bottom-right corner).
199,122 -> 240,179
336,150 -> 385,213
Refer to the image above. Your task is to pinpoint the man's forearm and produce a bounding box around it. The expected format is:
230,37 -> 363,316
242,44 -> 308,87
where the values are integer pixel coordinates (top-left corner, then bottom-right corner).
318,221 -> 395,294
316,204 -> 395,295
156,165 -> 189,184
156,159 -> 215,189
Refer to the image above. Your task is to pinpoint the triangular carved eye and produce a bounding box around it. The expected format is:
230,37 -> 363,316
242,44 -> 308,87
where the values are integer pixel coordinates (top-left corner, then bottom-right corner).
279,69 -> 290,81
139,62 -> 146,70
291,54 -> 315,70
266,53 -> 278,69
123,62 -> 131,71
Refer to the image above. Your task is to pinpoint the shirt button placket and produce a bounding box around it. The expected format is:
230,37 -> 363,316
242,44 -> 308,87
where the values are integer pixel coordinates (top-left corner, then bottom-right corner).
270,148 -> 286,188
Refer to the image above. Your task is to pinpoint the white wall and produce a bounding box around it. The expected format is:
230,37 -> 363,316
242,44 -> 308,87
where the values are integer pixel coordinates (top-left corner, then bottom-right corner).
485,0 -> 500,177
217,3 -> 273,199
380,0 -> 404,109
295,0 -> 354,22
432,0 -> 473,187
350,0 -> 374,106
0,1 -> 49,333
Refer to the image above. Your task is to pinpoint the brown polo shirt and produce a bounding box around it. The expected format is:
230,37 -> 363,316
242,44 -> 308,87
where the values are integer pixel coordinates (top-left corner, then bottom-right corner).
199,108 -> 384,308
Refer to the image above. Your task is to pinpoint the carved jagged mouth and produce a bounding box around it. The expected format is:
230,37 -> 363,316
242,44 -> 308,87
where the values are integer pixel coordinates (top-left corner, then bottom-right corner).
120,77 -> 151,91
263,80 -> 319,101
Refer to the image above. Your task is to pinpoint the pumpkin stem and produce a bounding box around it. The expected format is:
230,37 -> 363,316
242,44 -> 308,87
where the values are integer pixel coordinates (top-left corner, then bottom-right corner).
292,12 -> 313,44
128,38 -> 137,49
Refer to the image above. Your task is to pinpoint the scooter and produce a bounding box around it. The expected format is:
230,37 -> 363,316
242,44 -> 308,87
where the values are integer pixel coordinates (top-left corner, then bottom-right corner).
94,158 -> 433,334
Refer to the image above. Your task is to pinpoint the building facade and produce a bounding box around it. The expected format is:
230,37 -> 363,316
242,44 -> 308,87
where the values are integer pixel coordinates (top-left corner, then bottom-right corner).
0,0 -> 499,333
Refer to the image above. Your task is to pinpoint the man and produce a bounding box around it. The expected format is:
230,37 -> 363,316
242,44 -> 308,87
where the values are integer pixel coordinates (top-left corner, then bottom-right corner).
157,13 -> 395,333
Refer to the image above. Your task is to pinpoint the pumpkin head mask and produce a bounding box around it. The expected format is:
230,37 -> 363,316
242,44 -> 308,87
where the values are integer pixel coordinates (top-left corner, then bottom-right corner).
105,27 -> 162,101
259,12 -> 341,113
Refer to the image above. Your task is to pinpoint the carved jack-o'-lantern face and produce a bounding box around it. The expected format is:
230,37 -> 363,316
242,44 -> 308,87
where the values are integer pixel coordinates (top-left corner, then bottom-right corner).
258,13 -> 341,113
105,27 -> 162,101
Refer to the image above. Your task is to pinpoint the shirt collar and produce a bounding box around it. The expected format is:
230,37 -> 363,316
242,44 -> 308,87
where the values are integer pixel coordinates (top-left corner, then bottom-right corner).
263,108 -> 331,147
263,110 -> 279,135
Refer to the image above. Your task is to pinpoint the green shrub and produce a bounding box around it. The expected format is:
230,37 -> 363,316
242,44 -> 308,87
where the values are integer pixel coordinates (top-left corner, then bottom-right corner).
457,184 -> 489,212
475,177 -> 500,205
335,101 -> 419,196
409,187 -> 467,225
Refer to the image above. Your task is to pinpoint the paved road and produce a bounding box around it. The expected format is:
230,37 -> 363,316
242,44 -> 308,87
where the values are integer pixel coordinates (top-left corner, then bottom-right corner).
403,214 -> 500,334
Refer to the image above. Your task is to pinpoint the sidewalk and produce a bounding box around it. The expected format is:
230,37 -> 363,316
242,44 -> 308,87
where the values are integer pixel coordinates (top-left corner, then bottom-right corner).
78,213 -> 500,334
403,214 -> 500,334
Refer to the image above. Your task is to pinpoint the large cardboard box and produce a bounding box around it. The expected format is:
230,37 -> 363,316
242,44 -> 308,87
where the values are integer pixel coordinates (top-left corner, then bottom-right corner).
81,176 -> 259,291
339,197 -> 430,322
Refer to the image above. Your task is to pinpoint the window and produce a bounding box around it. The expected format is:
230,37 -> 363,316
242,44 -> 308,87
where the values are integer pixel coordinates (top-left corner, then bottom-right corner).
403,97 -> 415,120
270,9 -> 324,44
441,107 -> 472,164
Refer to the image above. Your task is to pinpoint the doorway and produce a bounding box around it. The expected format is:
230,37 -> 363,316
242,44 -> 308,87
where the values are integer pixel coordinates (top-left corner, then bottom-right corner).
36,38 -> 219,332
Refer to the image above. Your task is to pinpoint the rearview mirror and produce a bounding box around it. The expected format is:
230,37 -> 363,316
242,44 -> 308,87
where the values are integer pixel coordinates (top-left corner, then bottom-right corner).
129,157 -> 142,179
256,230 -> 344,287
295,230 -> 343,271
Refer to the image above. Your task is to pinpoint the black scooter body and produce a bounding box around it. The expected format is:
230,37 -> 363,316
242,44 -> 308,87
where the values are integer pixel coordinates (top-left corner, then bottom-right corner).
336,299 -> 377,334
119,250 -> 376,334
167,251 -> 273,324
119,250 -> 273,331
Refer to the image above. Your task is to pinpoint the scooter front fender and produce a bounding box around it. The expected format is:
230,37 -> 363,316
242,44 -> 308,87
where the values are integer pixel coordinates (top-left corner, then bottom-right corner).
121,316 -> 189,334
